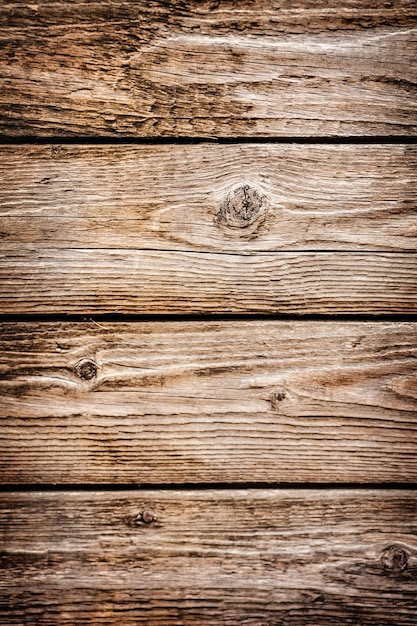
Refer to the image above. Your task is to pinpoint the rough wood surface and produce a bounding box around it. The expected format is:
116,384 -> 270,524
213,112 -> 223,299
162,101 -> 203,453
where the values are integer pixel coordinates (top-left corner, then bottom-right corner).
1,144 -> 416,252
1,245 -> 417,314
1,321 -> 416,484
1,489 -> 417,624
1,143 -> 416,314
0,1 -> 416,136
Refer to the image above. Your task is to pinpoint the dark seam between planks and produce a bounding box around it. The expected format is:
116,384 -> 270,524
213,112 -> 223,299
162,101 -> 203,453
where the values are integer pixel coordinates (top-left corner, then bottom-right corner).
4,247 -> 417,254
1,313 -> 417,323
1,483 -> 417,493
0,136 -> 416,145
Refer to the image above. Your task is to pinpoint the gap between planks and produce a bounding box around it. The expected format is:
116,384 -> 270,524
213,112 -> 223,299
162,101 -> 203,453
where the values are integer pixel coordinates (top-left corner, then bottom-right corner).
1,483 -> 417,493
1,136 -> 417,144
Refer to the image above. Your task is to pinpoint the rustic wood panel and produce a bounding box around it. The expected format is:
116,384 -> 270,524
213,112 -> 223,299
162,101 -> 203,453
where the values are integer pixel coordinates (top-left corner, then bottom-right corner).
1,144 -> 416,252
1,489 -> 416,624
0,1 -> 416,136
1,321 -> 416,484
1,143 -> 416,314
1,246 -> 416,314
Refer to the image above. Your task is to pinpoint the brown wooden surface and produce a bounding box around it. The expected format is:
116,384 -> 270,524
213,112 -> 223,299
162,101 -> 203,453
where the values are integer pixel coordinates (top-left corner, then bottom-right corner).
1,143 -> 416,314
1,321 -> 416,484
1,144 -> 416,252
1,246 -> 416,314
1,1 -> 416,619
1,489 -> 416,625
0,1 -> 416,136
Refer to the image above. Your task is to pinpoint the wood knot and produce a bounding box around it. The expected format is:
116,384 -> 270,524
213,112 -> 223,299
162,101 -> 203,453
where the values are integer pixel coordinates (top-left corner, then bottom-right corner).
270,389 -> 287,410
381,545 -> 409,572
217,185 -> 266,230
135,510 -> 156,525
75,359 -> 98,381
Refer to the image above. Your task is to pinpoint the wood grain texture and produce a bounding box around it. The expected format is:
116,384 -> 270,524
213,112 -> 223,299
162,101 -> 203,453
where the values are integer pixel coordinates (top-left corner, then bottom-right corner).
1,321 -> 416,484
1,245 -> 417,314
2,142 -> 416,313
0,1 -> 416,136
1,144 -> 416,252
1,490 -> 417,624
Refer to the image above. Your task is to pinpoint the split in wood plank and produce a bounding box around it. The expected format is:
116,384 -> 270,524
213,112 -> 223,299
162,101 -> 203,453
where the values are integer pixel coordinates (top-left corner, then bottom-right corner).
1,489 -> 417,624
1,321 -> 416,484
1,144 -> 416,252
0,1 -> 416,136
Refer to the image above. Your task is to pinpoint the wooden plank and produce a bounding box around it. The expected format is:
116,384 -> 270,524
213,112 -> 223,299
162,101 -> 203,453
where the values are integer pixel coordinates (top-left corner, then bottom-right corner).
1,245 -> 416,314
0,1 -> 416,136
1,489 -> 417,624
1,321 -> 416,484
1,143 -> 416,314
1,144 -> 416,252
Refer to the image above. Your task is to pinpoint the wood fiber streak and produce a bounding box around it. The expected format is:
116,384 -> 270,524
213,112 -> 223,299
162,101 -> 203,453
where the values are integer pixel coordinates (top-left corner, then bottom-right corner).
1,246 -> 417,314
0,1 -> 416,136
1,490 -> 417,625
1,144 -> 416,252
1,321 -> 416,484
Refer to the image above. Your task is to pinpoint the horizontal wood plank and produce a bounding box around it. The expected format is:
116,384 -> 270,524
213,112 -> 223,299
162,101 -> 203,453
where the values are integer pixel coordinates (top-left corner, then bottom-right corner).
1,246 -> 416,314
1,144 -> 416,252
0,1 -> 416,136
1,321 -> 416,484
1,489 -> 417,624
1,143 -> 416,314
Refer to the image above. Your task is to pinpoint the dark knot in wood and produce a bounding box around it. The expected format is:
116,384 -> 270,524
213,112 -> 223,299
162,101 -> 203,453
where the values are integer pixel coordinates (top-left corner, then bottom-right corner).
135,510 -> 155,525
217,185 -> 266,229
270,389 -> 287,410
75,359 -> 98,381
381,545 -> 409,572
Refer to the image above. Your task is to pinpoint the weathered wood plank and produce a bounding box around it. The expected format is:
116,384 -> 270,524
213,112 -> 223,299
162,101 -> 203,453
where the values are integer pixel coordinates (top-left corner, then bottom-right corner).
0,1 -> 416,136
1,144 -> 416,252
1,490 -> 416,624
1,245 -> 416,314
1,321 -> 416,484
